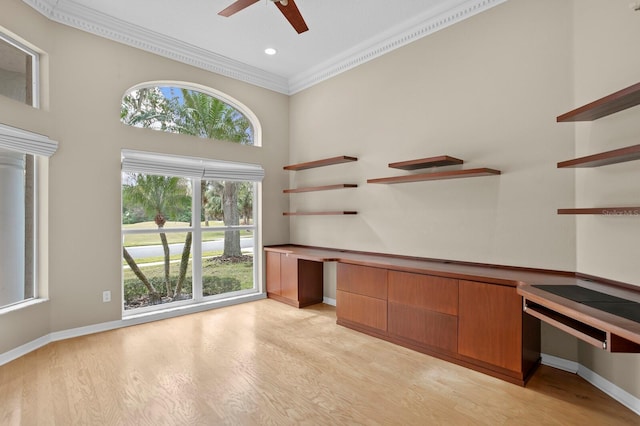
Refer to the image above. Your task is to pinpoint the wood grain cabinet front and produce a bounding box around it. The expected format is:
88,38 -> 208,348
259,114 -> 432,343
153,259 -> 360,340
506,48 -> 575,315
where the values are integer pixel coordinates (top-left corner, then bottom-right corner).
387,271 -> 458,353
458,280 -> 540,381
265,251 -> 323,308
336,263 -> 388,334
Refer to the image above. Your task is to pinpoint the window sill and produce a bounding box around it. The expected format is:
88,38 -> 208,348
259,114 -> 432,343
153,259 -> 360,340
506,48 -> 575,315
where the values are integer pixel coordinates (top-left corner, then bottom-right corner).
0,298 -> 49,316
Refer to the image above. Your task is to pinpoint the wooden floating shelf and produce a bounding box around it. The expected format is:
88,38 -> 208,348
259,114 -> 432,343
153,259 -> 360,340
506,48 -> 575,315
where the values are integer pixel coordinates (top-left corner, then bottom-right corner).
558,207 -> 640,215
283,184 -> 357,194
558,144 -> 640,168
557,81 -> 640,122
284,155 -> 357,171
367,168 -> 501,184
388,155 -> 464,170
283,211 -> 358,216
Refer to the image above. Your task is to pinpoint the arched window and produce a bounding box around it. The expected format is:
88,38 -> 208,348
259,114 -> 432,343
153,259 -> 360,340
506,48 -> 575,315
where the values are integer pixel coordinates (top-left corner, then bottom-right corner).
121,82 -> 261,147
119,82 -> 264,315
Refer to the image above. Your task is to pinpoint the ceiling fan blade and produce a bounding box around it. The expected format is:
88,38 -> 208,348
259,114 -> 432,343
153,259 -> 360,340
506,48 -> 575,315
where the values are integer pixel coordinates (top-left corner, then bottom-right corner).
274,0 -> 309,34
218,0 -> 260,17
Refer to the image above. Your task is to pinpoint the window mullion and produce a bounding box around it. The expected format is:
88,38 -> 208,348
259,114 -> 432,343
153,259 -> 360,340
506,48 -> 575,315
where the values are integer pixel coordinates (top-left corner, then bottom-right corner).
192,178 -> 202,301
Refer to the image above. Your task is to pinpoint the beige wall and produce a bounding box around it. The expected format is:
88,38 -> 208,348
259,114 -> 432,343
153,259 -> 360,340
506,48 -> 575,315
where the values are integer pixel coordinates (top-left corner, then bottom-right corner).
0,0 -> 290,353
2,0 -> 639,403
290,0 -> 575,273
573,0 -> 640,288
571,0 -> 640,398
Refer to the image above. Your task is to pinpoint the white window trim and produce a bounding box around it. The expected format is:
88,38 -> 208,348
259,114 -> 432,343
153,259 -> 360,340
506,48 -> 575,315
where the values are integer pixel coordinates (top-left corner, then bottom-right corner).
0,123 -> 57,157
0,32 -> 40,109
0,124 -> 55,311
121,149 -> 264,181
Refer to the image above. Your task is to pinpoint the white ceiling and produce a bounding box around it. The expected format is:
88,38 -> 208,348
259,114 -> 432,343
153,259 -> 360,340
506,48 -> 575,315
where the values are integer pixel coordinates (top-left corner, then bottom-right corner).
23,0 -> 506,94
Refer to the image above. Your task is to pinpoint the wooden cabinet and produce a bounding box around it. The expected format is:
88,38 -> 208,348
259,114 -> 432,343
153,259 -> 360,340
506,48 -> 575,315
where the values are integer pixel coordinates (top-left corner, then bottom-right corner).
388,271 -> 458,353
458,280 -> 540,380
265,251 -> 323,308
266,251 -> 281,295
336,263 -> 387,334
335,263 -> 540,385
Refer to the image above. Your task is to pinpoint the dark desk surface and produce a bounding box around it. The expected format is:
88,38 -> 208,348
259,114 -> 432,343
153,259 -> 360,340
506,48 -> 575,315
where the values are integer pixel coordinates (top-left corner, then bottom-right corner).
533,285 -> 640,324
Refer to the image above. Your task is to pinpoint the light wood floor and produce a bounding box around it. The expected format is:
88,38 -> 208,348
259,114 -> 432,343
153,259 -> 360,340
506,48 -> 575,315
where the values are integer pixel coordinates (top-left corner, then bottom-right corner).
1,299 -> 637,425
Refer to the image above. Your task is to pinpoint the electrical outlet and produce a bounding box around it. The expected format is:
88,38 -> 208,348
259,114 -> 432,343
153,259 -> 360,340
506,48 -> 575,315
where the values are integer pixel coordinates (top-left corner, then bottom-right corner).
102,290 -> 111,303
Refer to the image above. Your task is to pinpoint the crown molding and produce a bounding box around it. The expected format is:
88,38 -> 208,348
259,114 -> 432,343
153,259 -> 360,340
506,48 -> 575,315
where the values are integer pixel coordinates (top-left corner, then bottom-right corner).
21,0 -> 290,94
22,0 -> 506,95
288,0 -> 508,94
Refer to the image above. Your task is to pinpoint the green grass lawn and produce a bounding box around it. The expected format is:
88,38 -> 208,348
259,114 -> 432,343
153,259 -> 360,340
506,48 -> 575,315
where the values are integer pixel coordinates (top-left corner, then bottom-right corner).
123,254 -> 254,307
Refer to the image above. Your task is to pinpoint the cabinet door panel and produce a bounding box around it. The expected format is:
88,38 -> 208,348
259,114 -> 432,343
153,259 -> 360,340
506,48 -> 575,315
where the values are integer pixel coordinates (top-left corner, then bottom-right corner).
337,290 -> 387,332
280,254 -> 299,302
297,259 -> 323,305
265,251 -> 281,295
388,302 -> 457,352
388,271 -> 458,315
458,280 -> 522,372
337,263 -> 387,299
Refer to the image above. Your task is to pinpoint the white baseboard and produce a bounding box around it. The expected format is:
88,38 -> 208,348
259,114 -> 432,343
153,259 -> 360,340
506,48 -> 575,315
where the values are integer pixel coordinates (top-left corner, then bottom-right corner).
540,353 -> 579,373
323,297 -> 336,306
0,292 -> 266,367
542,353 -> 640,417
0,335 -> 51,366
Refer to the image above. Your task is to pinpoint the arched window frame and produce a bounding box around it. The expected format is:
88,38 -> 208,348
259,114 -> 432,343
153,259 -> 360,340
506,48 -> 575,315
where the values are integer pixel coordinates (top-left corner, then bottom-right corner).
122,81 -> 262,147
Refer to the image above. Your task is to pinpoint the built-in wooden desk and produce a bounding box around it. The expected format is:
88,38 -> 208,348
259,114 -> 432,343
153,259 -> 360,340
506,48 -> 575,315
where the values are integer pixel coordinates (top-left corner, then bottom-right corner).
519,282 -> 640,353
264,245 -> 640,386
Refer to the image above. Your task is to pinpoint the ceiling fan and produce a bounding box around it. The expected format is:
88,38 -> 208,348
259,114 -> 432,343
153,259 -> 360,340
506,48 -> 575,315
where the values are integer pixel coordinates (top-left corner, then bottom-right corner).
218,0 -> 309,34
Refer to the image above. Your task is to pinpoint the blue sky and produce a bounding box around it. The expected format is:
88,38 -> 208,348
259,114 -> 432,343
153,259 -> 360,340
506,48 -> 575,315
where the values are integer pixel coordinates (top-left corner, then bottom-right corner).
159,86 -> 184,103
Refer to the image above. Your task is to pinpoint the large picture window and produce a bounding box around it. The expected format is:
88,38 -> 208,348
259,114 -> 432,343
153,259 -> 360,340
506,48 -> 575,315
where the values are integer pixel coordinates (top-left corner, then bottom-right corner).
121,150 -> 262,314
0,123 -> 57,310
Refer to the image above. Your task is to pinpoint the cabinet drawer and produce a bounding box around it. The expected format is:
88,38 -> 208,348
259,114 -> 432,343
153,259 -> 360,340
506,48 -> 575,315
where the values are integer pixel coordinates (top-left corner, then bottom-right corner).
337,290 -> 387,332
388,271 -> 458,315
337,263 -> 387,299
388,302 -> 457,353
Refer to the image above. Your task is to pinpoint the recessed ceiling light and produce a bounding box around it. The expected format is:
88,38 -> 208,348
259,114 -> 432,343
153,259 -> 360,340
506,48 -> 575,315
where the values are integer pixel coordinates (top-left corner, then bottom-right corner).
264,48 -> 277,56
